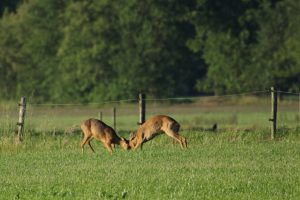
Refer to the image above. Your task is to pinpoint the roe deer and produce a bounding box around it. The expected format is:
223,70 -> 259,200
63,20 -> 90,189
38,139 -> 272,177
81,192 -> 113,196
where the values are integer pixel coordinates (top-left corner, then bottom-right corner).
129,115 -> 187,150
80,118 -> 130,154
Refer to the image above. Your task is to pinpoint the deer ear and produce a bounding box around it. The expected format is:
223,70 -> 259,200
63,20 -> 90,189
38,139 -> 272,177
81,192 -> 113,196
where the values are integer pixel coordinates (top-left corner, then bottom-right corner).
129,132 -> 136,140
121,137 -> 125,141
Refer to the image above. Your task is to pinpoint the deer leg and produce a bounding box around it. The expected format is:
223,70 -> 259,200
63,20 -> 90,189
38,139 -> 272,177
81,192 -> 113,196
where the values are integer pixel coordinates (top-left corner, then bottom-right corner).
177,135 -> 187,149
81,135 -> 91,154
111,143 -> 115,150
133,136 -> 144,150
87,138 -> 95,153
133,142 -> 141,150
165,131 -> 187,149
182,136 -> 188,148
104,142 -> 113,155
133,140 -> 144,150
140,142 -> 144,151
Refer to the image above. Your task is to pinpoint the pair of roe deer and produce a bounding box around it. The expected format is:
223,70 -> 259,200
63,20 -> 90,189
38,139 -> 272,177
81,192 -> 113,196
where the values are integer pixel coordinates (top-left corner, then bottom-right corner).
80,115 -> 187,154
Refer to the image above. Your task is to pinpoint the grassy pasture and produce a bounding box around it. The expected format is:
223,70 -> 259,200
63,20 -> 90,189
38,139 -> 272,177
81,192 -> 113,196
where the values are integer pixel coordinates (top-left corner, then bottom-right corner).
1,96 -> 300,199
0,131 -> 300,200
1,95 -> 299,134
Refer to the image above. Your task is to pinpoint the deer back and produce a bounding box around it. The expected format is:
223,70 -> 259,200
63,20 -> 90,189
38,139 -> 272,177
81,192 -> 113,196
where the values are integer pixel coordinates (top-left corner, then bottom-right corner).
85,119 -> 119,141
137,115 -> 179,140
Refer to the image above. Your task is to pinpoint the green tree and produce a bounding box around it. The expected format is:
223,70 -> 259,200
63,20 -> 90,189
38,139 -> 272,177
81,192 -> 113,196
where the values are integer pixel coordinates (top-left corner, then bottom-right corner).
191,0 -> 300,94
0,12 -> 20,99
57,0 -> 119,102
190,0 -> 264,94
254,0 -> 300,91
111,0 -> 205,99
0,0 -> 22,16
3,0 -> 299,102
0,0 -> 68,102
58,0 -> 205,102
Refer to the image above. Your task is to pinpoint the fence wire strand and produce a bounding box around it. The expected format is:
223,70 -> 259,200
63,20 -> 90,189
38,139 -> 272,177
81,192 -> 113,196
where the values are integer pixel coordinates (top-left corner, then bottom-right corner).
277,90 -> 300,95
27,90 -> 274,106
146,90 -> 270,102
28,99 -> 137,106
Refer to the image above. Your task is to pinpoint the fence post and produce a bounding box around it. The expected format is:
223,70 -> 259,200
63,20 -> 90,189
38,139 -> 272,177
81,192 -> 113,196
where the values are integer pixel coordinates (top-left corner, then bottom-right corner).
299,93 -> 300,124
112,107 -> 116,131
270,87 -> 277,140
98,111 -> 102,121
17,97 -> 26,142
138,93 -> 146,125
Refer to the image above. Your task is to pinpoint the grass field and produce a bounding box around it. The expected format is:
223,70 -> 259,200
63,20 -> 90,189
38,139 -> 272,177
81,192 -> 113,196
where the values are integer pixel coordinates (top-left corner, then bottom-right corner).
1,97 -> 300,199
0,130 -> 300,200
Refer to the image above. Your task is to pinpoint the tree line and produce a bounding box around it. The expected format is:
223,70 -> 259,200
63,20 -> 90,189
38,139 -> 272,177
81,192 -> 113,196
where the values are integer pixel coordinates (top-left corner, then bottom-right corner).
0,0 -> 299,103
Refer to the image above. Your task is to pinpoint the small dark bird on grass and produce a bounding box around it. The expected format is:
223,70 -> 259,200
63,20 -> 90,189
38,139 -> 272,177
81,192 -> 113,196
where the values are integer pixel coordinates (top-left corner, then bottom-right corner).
212,123 -> 217,132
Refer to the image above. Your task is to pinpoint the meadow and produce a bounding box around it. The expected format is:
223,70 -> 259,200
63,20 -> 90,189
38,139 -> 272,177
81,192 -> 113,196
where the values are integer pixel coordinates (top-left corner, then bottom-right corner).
0,96 -> 300,199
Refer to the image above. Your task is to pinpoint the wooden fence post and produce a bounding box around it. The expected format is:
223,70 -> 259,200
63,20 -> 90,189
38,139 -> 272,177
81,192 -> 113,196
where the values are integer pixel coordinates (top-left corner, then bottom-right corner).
112,107 -> 116,131
17,97 -> 26,142
269,87 -> 277,140
138,93 -> 146,125
298,93 -> 300,124
98,111 -> 102,121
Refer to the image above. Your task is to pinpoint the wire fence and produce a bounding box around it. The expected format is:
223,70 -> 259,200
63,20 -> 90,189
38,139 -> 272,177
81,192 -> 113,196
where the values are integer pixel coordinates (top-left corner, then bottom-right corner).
0,89 -> 300,137
26,90 -> 270,106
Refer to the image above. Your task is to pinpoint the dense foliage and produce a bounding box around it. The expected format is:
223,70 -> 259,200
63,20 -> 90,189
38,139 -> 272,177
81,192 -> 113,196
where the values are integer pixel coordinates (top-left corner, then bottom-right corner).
0,0 -> 299,102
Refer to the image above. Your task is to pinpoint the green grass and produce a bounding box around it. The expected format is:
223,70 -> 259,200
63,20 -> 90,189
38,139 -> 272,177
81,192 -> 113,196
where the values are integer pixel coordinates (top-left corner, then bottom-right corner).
1,98 -> 300,199
1,130 -> 300,200
1,95 -> 300,134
